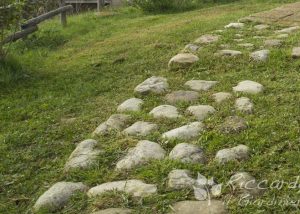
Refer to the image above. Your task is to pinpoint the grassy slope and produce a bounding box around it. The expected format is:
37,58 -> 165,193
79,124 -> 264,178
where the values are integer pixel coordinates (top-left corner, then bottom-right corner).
1,0 -> 300,213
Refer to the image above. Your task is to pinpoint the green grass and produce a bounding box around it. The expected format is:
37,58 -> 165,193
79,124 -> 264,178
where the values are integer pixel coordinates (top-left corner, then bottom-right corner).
1,0 -> 300,213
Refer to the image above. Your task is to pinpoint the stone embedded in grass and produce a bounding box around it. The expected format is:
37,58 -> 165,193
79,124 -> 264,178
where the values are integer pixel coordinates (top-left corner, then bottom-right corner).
225,22 -> 244,29
150,105 -> 181,119
233,39 -> 244,42
87,180 -> 157,198
250,50 -> 269,62
254,24 -> 269,30
253,36 -> 266,39
215,50 -> 242,57
235,97 -> 254,113
194,34 -> 219,44
264,39 -> 282,47
123,121 -> 158,136
186,105 -> 216,121
64,139 -> 101,171
168,53 -> 199,69
233,80 -> 264,94
92,114 -> 131,136
238,43 -> 254,49
134,76 -> 169,95
168,169 -> 196,190
276,33 -> 288,39
165,90 -> 199,104
212,92 -> 232,103
117,98 -> 144,113
170,200 -> 227,214
184,80 -> 218,91
116,140 -> 166,170
275,26 -> 300,34
215,145 -> 250,164
92,208 -> 133,214
169,143 -> 206,164
220,116 -> 247,134
183,44 -> 201,53
33,182 -> 88,212
292,47 -> 300,58
162,122 -> 204,140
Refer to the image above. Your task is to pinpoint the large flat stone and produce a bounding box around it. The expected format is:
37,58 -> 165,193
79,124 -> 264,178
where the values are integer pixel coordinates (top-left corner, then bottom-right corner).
165,90 -> 199,104
212,92 -> 232,103
184,80 -> 218,91
150,105 -> 181,119
169,143 -> 206,164
134,76 -> 169,95
117,98 -> 144,112
123,121 -> 158,136
250,50 -> 270,62
186,105 -> 216,121
215,145 -> 250,164
168,53 -> 199,69
233,80 -> 264,94
162,122 -> 204,140
235,97 -> 254,113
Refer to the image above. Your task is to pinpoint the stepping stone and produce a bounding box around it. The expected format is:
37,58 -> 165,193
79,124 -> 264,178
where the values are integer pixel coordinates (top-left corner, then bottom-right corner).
168,169 -> 195,189
229,172 -> 264,197
215,145 -> 249,164
225,22 -> 244,29
165,90 -> 199,104
116,140 -> 166,170
87,180 -> 157,198
275,26 -> 300,34
92,114 -> 131,136
235,97 -> 254,113
186,105 -> 216,121
184,80 -> 218,91
250,50 -> 269,62
162,122 -> 204,140
233,39 -> 244,42
264,39 -> 282,47
123,121 -> 157,136
194,34 -> 219,44
92,208 -> 133,214
238,43 -> 254,48
220,116 -> 247,134
212,92 -> 232,103
64,139 -> 101,171
170,200 -> 227,214
168,53 -> 199,69
150,105 -> 181,119
292,47 -> 300,58
215,50 -> 242,57
169,143 -> 206,164
254,24 -> 269,30
183,44 -> 200,53
134,76 -> 169,95
117,98 -> 144,113
276,33 -> 288,39
233,80 -> 264,94
33,182 -> 88,212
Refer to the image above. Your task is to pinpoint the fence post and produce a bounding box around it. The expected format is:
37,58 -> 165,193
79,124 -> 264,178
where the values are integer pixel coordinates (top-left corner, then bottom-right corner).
60,0 -> 67,27
97,0 -> 101,11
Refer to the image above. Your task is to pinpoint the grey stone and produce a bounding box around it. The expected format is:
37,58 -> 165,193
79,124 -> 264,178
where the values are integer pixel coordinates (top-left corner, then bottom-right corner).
150,105 -> 181,119
92,208 -> 133,214
134,76 -> 169,95
170,200 -> 227,214
276,33 -> 289,39
220,116 -> 247,134
215,50 -> 242,57
64,139 -> 101,171
183,44 -> 200,53
250,50 -> 269,62
116,140 -> 166,170
87,180 -> 157,198
233,39 -> 244,42
92,114 -> 131,136
168,53 -> 199,69
168,169 -> 195,189
275,26 -> 300,34
169,143 -> 206,164
162,122 -> 204,140
264,39 -> 282,47
194,35 -> 219,44
184,80 -> 218,91
165,90 -> 199,104
235,97 -> 254,113
215,145 -> 250,164
123,121 -> 157,136
212,92 -> 232,103
254,24 -> 269,30
238,43 -> 254,49
253,36 -> 266,39
33,182 -> 88,212
233,80 -> 264,94
292,47 -> 300,58
117,98 -> 144,112
186,105 -> 216,121
225,22 -> 244,29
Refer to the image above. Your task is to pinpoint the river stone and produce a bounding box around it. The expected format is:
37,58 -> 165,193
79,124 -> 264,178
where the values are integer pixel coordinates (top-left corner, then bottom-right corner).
215,145 -> 249,164
168,53 -> 199,69
117,98 -> 144,112
92,208 -> 133,214
150,105 -> 181,119
212,92 -> 232,103
225,22 -> 244,29
168,169 -> 195,189
123,121 -> 157,136
183,44 -> 200,53
92,114 -> 131,136
238,43 -> 254,49
186,105 -> 216,121
233,80 -> 264,94
275,26 -> 300,34
134,76 -> 169,95
169,143 -> 206,164
64,139 -> 101,171
250,50 -> 269,62
254,24 -> 269,30
184,80 -> 218,91
165,90 -> 199,104
170,200 -> 227,214
116,140 -> 166,170
162,122 -> 204,140
264,39 -> 282,47
33,182 -> 88,212
276,33 -> 288,39
194,34 -> 219,44
220,116 -> 247,134
87,180 -> 157,198
215,50 -> 242,57
292,47 -> 300,58
235,97 -> 254,113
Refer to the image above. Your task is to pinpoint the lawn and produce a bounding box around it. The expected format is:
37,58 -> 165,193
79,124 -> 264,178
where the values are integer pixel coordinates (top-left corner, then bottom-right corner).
1,0 -> 300,213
